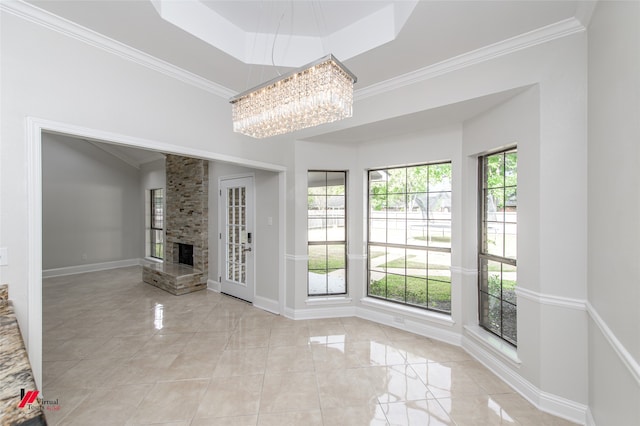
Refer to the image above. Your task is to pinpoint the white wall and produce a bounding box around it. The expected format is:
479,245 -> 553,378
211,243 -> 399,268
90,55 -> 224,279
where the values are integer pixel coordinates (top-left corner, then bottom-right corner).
587,1 -> 640,424
42,133 -> 143,270
0,8 -> 289,361
286,31 -> 590,423
5,2 -> 637,423
287,140 -> 359,314
463,82 -> 591,412
462,86 -> 542,381
208,162 -> 281,306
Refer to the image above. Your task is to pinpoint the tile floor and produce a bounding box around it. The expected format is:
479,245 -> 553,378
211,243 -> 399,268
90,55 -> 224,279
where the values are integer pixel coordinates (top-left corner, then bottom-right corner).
42,266 -> 577,425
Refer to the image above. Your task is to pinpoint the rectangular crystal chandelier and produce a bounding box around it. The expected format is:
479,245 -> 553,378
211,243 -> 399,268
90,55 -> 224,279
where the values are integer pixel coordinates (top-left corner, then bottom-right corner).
230,54 -> 357,139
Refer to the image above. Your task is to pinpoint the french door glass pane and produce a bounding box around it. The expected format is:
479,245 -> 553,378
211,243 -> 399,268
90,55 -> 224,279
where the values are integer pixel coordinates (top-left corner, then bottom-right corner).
226,186 -> 246,285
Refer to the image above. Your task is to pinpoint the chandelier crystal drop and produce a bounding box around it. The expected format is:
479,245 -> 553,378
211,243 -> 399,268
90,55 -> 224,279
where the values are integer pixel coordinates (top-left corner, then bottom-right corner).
230,55 -> 357,139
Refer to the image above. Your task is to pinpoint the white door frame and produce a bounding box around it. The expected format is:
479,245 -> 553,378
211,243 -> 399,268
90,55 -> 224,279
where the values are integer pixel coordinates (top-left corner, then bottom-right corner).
25,117 -> 287,389
218,173 -> 256,302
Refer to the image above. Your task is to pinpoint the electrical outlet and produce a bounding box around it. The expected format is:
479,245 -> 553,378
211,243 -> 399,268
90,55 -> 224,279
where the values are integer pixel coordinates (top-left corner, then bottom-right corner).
81,253 -> 88,261
0,248 -> 8,266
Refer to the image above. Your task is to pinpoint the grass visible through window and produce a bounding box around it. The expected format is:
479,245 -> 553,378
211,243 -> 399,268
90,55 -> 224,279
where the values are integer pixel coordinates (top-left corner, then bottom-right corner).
369,274 -> 451,312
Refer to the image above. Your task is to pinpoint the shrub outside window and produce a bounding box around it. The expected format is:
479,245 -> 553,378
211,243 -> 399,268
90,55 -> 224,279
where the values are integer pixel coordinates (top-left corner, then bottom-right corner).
367,163 -> 452,313
479,148 -> 517,345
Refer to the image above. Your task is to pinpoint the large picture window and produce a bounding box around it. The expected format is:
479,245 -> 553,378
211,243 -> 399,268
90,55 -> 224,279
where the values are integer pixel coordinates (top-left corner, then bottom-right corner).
150,188 -> 164,259
367,163 -> 452,313
479,148 -> 517,345
308,171 -> 347,296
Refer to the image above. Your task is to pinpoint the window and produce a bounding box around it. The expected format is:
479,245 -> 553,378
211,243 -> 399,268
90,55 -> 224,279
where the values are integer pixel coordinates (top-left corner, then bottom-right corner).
307,171 -> 347,296
150,188 -> 164,259
479,148 -> 517,345
367,163 -> 452,313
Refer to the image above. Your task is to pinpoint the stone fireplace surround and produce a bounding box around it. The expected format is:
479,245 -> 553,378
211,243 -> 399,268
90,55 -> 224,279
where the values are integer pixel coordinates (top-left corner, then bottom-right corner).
143,154 -> 208,295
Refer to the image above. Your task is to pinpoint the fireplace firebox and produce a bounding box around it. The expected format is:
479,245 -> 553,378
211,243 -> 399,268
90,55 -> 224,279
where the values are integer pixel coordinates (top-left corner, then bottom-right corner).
177,243 -> 194,266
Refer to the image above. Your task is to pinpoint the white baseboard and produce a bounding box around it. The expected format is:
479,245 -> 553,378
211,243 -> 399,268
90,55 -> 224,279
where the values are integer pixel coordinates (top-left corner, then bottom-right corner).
462,332 -> 588,425
42,258 -> 142,278
356,304 -> 461,347
284,305 -> 356,320
253,295 -> 280,315
282,302 -> 460,347
585,407 -> 596,426
538,390 -> 589,425
207,279 -> 221,292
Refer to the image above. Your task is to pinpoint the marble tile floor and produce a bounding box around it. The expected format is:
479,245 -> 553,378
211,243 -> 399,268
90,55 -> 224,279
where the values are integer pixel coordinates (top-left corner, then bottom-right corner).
42,266 -> 577,425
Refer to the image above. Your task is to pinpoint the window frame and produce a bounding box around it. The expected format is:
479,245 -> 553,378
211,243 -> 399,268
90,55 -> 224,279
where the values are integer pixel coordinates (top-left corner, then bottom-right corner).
307,170 -> 348,297
366,162 -> 452,314
150,188 -> 164,260
478,147 -> 518,346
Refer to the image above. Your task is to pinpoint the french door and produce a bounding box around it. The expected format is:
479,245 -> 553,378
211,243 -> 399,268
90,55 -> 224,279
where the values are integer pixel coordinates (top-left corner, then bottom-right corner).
219,176 -> 255,302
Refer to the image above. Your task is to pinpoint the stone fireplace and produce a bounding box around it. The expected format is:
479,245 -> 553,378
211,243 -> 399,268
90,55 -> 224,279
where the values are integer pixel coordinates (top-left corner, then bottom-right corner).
143,154 -> 208,295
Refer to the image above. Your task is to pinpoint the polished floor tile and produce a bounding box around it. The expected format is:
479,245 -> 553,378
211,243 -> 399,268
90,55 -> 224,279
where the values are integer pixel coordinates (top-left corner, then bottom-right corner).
260,372 -> 320,413
127,379 -> 209,424
195,375 -> 263,419
42,266 -> 577,425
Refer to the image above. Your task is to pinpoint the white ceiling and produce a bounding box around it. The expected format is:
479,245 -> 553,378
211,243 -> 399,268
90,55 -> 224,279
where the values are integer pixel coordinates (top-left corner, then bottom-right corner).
305,86 -> 530,144
27,0 -> 587,91
200,0 -> 392,36
24,0 -> 590,145
150,0 -> 417,67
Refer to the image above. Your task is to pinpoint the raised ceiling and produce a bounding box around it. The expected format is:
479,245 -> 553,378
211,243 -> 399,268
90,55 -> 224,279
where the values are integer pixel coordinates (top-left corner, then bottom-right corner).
26,0 -> 588,92
151,0 -> 417,67
22,0 -> 591,142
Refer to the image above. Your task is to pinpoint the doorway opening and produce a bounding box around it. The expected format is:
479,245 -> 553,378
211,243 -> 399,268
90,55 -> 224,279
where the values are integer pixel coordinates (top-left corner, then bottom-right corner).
27,117 -> 286,389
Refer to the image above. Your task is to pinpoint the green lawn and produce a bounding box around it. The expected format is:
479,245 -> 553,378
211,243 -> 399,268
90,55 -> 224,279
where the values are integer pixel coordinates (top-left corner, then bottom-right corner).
369,274 -> 451,312
308,246 -> 345,271
383,256 -> 449,270
413,235 -> 451,243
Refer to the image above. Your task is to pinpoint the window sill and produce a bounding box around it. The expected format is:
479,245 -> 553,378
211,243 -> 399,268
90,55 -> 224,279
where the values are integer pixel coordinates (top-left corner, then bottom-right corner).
360,297 -> 455,327
306,296 -> 352,305
464,324 -> 521,367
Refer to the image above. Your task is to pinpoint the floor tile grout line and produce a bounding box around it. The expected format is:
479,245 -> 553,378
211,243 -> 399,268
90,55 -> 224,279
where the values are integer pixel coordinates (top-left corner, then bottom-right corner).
43,266 -> 577,425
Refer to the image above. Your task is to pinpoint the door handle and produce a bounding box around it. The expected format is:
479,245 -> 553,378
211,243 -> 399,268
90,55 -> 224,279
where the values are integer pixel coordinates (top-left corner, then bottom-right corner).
243,246 -> 252,253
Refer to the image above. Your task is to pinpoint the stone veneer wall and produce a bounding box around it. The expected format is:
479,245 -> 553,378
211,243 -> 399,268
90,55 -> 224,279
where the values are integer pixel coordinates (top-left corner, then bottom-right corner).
164,154 -> 208,282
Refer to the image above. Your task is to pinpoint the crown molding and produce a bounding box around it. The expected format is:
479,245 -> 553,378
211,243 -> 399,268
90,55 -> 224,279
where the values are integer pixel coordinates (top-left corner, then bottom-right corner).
355,17 -> 586,101
2,1 -> 585,104
0,0 -> 235,99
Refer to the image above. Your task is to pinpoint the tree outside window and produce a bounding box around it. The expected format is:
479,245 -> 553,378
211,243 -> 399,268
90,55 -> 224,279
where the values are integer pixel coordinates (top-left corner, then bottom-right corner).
367,162 -> 452,313
479,148 -> 517,345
